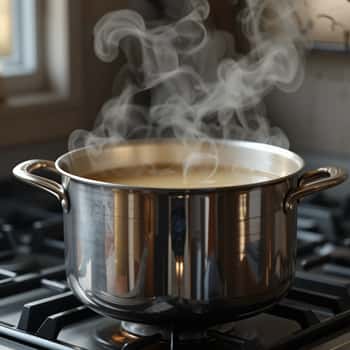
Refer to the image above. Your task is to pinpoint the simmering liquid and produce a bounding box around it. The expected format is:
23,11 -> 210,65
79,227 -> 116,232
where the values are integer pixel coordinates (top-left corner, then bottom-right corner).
86,165 -> 277,188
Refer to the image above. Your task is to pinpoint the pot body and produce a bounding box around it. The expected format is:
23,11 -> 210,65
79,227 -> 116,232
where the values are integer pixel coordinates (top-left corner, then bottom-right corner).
64,176 -> 297,327
13,140 -> 347,328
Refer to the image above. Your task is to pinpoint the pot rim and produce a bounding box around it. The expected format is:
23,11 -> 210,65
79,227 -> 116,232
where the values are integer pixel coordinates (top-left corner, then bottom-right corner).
55,138 -> 305,193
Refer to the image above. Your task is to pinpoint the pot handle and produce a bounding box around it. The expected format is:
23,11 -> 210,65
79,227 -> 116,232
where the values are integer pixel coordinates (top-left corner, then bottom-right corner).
13,160 -> 69,212
284,167 -> 347,212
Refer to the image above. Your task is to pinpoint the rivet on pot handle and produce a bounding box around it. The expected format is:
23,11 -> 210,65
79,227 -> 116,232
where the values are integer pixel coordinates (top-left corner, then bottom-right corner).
284,167 -> 348,212
13,160 -> 69,213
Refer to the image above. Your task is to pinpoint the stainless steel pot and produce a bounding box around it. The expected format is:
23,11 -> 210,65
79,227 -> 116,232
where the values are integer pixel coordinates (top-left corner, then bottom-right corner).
13,139 -> 347,329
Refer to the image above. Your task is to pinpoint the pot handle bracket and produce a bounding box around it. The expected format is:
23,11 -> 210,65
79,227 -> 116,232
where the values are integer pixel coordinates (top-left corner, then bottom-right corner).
284,167 -> 347,212
13,160 -> 69,213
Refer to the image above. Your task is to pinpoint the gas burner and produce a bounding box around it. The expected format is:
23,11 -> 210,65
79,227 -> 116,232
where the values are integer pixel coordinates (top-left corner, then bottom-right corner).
95,322 -> 210,349
95,323 -> 162,350
121,322 -> 208,342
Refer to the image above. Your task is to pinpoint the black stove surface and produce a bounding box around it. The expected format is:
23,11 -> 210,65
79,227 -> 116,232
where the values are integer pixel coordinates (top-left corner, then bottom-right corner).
2,180 -> 350,349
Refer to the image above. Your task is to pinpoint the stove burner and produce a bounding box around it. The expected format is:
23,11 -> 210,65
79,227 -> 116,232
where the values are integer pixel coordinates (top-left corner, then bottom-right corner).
95,323 -> 162,350
122,321 -> 208,342
95,322 -> 210,349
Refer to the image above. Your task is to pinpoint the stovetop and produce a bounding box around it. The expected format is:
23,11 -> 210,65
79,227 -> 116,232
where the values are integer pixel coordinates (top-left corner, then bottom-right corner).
2,179 -> 350,349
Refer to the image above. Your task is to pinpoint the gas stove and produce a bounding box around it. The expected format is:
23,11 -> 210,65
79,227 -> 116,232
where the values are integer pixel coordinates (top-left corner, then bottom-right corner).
2,178 -> 350,350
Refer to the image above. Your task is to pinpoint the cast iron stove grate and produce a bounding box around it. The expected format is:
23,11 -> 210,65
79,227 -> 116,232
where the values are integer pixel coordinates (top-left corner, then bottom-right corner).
2,273 -> 350,349
2,181 -> 350,349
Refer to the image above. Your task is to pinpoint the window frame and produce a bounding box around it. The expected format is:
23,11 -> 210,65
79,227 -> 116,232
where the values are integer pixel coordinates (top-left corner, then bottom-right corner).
1,0 -> 37,76
1,0 -> 47,95
0,0 -> 86,147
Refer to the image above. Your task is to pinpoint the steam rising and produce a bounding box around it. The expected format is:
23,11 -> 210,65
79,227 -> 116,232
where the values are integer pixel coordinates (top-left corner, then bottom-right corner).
69,0 -> 306,162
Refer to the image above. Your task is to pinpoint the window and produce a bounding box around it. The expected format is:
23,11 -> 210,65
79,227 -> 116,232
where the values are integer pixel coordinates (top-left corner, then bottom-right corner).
0,0 -> 37,76
0,0 -> 46,95
0,0 -> 12,58
0,0 -> 86,147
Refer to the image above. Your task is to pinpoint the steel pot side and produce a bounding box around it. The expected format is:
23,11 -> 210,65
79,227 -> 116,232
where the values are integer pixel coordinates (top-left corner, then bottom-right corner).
12,141 -> 348,327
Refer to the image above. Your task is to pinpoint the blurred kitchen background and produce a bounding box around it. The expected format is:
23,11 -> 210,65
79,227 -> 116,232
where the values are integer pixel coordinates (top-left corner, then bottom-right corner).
0,0 -> 349,193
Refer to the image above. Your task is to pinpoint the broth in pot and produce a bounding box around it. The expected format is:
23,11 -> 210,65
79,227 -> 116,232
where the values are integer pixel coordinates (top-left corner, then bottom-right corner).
86,164 -> 277,188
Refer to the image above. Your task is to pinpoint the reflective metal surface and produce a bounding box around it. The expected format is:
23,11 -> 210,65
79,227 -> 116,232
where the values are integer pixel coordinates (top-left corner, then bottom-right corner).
12,160 -> 69,212
284,167 -> 347,211
12,140 -> 347,328
64,176 -> 298,326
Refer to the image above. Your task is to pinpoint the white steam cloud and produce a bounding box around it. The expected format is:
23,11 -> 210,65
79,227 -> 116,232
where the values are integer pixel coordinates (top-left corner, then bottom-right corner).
69,0 -> 307,156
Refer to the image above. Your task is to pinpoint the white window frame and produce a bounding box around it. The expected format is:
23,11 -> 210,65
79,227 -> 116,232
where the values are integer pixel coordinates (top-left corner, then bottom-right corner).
1,0 -> 46,95
1,0 -> 37,76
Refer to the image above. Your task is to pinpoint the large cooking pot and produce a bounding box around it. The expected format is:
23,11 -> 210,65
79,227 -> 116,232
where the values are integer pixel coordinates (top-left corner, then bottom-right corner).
13,139 -> 347,329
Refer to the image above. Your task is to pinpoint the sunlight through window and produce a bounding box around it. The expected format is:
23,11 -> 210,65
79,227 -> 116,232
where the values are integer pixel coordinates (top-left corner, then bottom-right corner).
0,0 -> 12,57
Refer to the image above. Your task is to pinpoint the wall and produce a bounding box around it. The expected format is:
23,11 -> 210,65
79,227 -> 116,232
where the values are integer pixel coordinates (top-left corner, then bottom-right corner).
81,0 -> 128,127
82,4 -> 350,157
267,51 -> 350,156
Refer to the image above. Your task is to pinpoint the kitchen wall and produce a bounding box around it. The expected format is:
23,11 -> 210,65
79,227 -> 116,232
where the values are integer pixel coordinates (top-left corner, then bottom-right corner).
267,50 -> 350,199
267,51 -> 350,156
82,2 -> 350,158
81,0 -> 127,127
